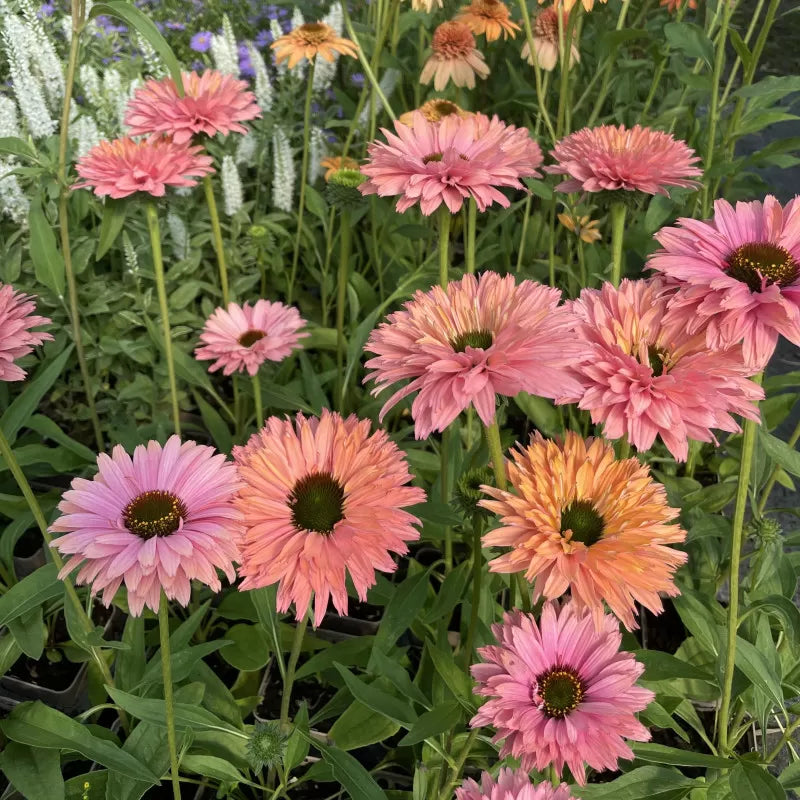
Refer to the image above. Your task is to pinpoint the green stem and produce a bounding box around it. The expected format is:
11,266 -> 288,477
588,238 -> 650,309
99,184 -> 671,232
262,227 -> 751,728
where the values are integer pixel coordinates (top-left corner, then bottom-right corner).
280,613 -> 309,730
517,0 -> 556,143
556,6 -> 578,137
159,594 -> 182,800
463,517 -> 483,659
515,195 -> 532,274
484,419 -> 506,491
548,195 -> 557,287
441,427 -> 453,574
718,382 -> 762,755
767,716 -> 800,764
252,374 -> 262,428
336,208 -> 351,412
609,202 -> 626,287
758,414 -> 800,515
576,237 -> 587,288
287,59 -> 316,306
719,0 -> 766,110
465,199 -> 477,275
435,730 -> 478,800
145,203 -> 181,435
58,14 -> 103,452
685,439 -> 701,479
438,205 -> 451,288
203,175 -> 230,305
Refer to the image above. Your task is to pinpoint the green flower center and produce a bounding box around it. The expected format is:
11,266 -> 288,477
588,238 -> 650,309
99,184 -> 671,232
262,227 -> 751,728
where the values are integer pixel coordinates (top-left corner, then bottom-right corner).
727,242 -> 799,292
648,345 -> 668,376
560,499 -> 604,547
239,329 -> 266,347
536,667 -> 586,718
423,152 -> 443,164
123,490 -> 187,539
289,472 -> 345,534
450,329 -> 494,352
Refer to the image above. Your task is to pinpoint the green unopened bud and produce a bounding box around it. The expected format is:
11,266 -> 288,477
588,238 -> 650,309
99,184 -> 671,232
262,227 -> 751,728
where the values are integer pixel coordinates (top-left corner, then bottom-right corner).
249,224 -> 268,240
326,169 -> 367,210
247,721 -> 288,772
452,467 -> 494,521
747,516 -> 782,545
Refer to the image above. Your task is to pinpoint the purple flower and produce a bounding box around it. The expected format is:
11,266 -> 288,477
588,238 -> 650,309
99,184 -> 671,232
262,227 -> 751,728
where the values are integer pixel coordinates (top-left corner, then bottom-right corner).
255,29 -> 273,48
266,4 -> 279,19
38,2 -> 55,17
238,42 -> 254,77
190,30 -> 213,52
165,20 -> 185,30
351,72 -> 365,88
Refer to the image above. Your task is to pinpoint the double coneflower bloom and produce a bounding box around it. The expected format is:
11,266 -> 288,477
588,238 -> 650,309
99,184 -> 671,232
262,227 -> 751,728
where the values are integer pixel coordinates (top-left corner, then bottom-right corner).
271,21 -> 357,68
457,769 -> 575,800
0,284 -> 53,381
522,7 -> 580,71
455,0 -> 520,41
421,21 -> 490,90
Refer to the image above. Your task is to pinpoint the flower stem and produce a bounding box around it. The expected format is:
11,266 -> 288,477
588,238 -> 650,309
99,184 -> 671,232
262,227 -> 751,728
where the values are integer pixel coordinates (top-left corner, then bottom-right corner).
158,593 -> 182,800
465,199 -> 477,275
438,206 -> 453,572
718,383 -> 762,755
484,419 -> 506,491
145,203 -> 181,435
609,202 -> 626,287
252,374 -> 263,428
517,0 -> 556,143
58,12 -> 103,451
287,59 -> 316,306
280,612 -> 309,730
438,205 -> 451,288
336,209 -> 351,412
203,175 -> 230,305
556,6 -> 577,137
577,238 -> 587,288
463,517 -> 483,659
435,730 -> 478,800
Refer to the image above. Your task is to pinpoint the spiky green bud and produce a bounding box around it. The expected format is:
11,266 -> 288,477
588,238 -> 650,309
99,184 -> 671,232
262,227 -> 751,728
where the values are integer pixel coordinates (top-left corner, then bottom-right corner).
325,168 -> 367,210
247,721 -> 288,772
452,467 -> 494,521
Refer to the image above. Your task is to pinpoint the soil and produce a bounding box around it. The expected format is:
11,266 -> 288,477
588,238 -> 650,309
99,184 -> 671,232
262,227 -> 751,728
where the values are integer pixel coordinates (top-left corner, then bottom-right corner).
12,526 -> 42,559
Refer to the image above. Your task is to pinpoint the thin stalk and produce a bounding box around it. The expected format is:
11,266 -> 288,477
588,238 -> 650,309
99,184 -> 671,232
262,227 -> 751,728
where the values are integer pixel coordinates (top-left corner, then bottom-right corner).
576,237 -> 587,288
287,59 -> 316,306
465,199 -> 477,274
701,0 -> 735,217
719,0 -> 768,110
145,203 -> 181,435
203,175 -> 230,305
484,419 -> 507,491
548,195 -> 557,287
517,0 -> 557,143
718,380 -> 762,755
556,6 -> 578,137
158,594 -> 182,800
758,414 -> 800,515
685,439 -> 701,479
335,209 -> 351,411
280,613 -> 309,730
438,206 -> 451,288
609,202 -> 626,286
435,730 -> 479,800
58,14 -> 103,451
515,195 -> 532,273
767,716 -> 800,764
463,518 -> 483,659
252,374 -> 262,428
438,206 -> 453,572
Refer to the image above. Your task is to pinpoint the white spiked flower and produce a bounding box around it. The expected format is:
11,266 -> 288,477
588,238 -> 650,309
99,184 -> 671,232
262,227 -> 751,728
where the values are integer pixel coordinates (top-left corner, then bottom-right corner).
289,9 -> 306,79
18,0 -> 63,106
167,212 -> 190,261
270,20 -> 286,77
358,69 -> 400,127
326,2 -> 344,36
271,127 -> 295,213
221,155 -> 244,216
79,65 -> 103,108
308,127 -> 326,184
0,159 -> 29,224
71,115 -> 102,158
248,44 -> 273,113
122,232 -> 139,275
0,96 -> 21,140
236,132 -> 258,166
211,15 -> 240,77
136,33 -> 165,78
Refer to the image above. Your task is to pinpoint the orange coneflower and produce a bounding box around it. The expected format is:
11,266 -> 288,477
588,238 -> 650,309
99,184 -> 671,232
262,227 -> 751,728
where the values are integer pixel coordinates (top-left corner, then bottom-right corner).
558,211 -> 601,243
321,155 -> 359,181
420,21 -> 490,91
660,0 -> 697,10
398,98 -> 472,127
542,0 -> 608,11
271,22 -> 358,69
522,7 -> 579,71
455,0 -> 521,41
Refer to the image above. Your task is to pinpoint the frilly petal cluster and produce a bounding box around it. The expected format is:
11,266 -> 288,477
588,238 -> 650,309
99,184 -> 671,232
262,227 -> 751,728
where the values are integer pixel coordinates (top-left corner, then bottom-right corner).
456,768 -> 575,800
0,284 -> 53,382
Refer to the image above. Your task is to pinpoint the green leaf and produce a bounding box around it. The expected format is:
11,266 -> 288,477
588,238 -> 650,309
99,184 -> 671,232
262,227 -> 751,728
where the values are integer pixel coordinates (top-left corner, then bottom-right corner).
88,2 -> 183,91
634,650 -> 714,682
295,636 -> 374,681
0,702 -> 159,783
182,754 -> 251,786
195,393 -> 232,454
219,623 -> 270,671
779,760 -> 800,790
116,615 -> 145,691
734,636 -> 784,709
370,649 -> 430,710
0,741 -> 65,800
334,663 -> 417,727
729,29 -> 753,76
673,590 -> 722,655
631,742 -> 735,769
1,345 -> 74,442
250,585 -> 285,677
398,700 -> 462,746
664,22 -> 714,69
0,136 -> 36,160
0,563 -> 62,629
8,606 -> 46,659
95,198 -> 128,260
514,392 -> 561,436
138,639 -> 231,687
573,766 -> 700,799
743,596 -> 800,643
285,702 -> 310,771
729,762 -> 786,800
329,700 -> 401,751
27,415 -> 97,462
29,196 -> 65,297
426,639 -> 473,710
373,568 -> 431,653
759,430 -> 800,477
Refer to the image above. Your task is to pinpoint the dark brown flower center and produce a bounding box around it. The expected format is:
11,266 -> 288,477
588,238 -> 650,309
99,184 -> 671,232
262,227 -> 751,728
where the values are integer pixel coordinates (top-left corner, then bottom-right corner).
238,329 -> 266,347
289,472 -> 345,534
432,100 -> 459,117
535,666 -> 586,718
648,345 -> 668,376
123,490 -> 187,539
450,329 -> 493,352
560,499 -> 604,546
298,22 -> 331,44
727,242 -> 799,292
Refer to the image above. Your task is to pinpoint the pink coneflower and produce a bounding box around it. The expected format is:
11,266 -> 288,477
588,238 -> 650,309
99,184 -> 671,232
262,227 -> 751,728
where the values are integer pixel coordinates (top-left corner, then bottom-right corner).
472,112 -> 544,176
547,124 -> 702,196
194,300 -> 307,376
480,431 -> 687,631
124,70 -> 261,145
471,603 -> 654,785
457,768 -> 575,800
73,137 -> 214,199
364,273 -> 584,439
360,112 -> 534,215
649,196 -> 800,370
420,21 -> 490,91
50,437 -> 242,616
0,284 -> 53,381
557,278 -> 763,462
521,8 -> 579,71
234,410 -> 425,627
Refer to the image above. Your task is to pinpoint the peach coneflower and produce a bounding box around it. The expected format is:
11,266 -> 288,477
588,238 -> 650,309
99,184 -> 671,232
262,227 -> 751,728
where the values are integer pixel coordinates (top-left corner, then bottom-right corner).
660,0 -> 696,10
480,431 -> 687,631
471,603 -> 653,785
398,98 -> 472,127
271,22 -> 358,69
364,272 -> 584,439
558,211 -> 601,243
547,124 -> 702,196
321,155 -> 359,181
457,769 -> 575,800
408,0 -> 443,12
543,0 -> 608,12
455,0 -> 521,41
522,7 -> 579,71
234,410 -> 425,627
420,21 -> 490,91
124,70 -> 261,145
0,284 -> 52,382
558,278 -> 764,462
